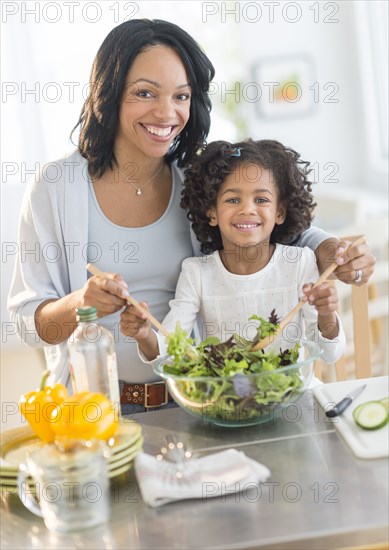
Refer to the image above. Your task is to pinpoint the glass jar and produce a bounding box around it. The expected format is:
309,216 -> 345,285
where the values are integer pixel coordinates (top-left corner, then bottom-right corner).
68,307 -> 120,414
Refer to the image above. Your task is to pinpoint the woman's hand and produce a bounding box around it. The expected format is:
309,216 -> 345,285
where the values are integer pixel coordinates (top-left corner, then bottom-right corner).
334,240 -> 376,286
34,272 -> 130,345
315,238 -> 376,286
79,272 -> 129,317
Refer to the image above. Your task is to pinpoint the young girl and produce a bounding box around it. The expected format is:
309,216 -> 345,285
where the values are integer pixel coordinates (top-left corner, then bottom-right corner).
121,139 -> 345,364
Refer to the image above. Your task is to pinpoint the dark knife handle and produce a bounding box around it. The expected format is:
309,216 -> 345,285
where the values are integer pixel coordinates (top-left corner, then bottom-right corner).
326,397 -> 353,417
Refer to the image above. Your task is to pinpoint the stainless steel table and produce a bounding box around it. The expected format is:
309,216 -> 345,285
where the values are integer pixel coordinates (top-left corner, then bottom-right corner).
1,392 -> 388,549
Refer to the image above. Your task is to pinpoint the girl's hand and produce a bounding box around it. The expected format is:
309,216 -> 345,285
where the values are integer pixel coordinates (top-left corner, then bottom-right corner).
120,302 -> 152,341
303,282 -> 339,339
334,240 -> 376,286
302,282 -> 339,316
79,273 -> 129,317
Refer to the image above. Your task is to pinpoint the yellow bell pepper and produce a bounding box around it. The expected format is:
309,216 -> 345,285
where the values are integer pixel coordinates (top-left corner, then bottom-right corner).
50,391 -> 118,441
19,370 -> 69,443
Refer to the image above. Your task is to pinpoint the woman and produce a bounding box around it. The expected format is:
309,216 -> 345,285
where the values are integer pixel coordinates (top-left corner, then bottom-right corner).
8,19 -> 375,412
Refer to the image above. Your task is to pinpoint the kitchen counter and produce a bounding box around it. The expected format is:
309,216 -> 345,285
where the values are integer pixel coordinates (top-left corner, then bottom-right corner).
1,391 -> 388,549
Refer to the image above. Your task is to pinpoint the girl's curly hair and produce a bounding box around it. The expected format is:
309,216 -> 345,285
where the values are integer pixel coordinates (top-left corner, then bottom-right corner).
181,139 -> 316,254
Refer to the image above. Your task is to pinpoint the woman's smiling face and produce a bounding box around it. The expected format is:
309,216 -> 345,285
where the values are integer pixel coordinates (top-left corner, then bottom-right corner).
116,44 -> 191,159
208,162 -> 286,251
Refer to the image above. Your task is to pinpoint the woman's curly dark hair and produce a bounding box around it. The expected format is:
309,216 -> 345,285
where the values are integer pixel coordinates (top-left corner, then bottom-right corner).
181,139 -> 316,254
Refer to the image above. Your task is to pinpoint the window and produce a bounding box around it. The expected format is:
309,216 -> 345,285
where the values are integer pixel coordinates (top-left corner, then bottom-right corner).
355,0 -> 388,183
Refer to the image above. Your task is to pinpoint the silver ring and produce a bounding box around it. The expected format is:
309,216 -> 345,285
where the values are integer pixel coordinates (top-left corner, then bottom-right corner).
354,269 -> 363,283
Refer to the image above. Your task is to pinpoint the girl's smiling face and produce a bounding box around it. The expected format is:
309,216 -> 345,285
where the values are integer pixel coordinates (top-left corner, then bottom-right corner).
208,162 -> 286,252
116,44 -> 191,160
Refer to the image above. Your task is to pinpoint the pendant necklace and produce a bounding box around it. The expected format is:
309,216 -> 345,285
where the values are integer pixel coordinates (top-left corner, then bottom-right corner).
117,162 -> 163,196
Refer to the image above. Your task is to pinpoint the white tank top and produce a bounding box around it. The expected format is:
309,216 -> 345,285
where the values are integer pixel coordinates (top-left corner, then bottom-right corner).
87,163 -> 192,382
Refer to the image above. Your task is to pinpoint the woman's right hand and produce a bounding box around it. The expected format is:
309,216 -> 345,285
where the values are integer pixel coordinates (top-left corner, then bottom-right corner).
34,273 -> 130,345
120,301 -> 152,341
79,273 -> 130,317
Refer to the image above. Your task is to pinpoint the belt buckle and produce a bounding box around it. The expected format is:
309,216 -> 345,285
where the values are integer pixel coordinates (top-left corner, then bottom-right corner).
144,381 -> 168,408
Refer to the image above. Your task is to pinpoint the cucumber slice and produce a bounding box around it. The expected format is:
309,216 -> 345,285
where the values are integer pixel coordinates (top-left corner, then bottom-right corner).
353,401 -> 388,430
352,403 -> 365,421
380,397 -> 389,412
353,397 -> 389,421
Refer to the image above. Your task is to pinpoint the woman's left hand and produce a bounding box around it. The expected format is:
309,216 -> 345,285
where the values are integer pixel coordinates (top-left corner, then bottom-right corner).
316,238 -> 376,286
334,240 -> 376,286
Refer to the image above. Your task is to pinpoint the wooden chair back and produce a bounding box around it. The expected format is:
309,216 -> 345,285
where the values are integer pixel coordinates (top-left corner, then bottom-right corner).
316,217 -> 388,381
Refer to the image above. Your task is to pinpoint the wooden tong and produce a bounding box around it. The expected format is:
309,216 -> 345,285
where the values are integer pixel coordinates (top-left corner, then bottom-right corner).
251,235 -> 366,351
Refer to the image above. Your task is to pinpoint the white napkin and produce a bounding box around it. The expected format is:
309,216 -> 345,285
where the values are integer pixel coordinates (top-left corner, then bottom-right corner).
134,448 -> 271,507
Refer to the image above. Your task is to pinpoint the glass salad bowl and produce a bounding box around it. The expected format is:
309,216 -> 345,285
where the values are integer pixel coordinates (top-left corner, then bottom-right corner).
154,340 -> 322,427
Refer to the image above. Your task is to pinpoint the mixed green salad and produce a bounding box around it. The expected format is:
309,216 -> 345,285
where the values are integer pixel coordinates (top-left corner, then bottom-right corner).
160,311 -> 307,423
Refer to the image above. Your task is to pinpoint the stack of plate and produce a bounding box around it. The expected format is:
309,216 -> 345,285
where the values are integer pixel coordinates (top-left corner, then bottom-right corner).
0,421 -> 143,492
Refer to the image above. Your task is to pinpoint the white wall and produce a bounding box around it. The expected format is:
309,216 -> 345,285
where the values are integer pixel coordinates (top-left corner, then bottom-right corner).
206,1 -> 387,193
241,3 -> 365,184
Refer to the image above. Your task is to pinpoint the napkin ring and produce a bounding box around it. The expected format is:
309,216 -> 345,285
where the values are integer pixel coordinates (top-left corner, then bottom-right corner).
156,435 -> 193,479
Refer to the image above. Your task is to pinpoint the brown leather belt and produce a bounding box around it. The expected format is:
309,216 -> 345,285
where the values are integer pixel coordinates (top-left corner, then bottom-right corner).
120,381 -> 172,408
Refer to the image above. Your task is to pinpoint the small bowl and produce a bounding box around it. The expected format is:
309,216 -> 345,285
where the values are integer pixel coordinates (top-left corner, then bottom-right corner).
154,340 -> 322,427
